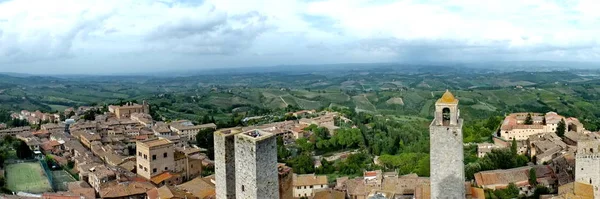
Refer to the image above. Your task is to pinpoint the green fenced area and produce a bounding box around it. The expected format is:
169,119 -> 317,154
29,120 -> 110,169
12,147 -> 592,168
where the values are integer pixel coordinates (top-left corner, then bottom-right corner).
5,162 -> 53,193
51,170 -> 77,191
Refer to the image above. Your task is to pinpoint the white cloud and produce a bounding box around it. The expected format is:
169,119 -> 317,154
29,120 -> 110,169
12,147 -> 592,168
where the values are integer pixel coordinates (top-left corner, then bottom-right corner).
0,0 -> 599,74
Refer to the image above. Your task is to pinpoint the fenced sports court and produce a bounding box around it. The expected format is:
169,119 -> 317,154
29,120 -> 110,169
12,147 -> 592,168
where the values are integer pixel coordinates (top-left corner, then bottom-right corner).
5,161 -> 53,193
51,170 -> 77,191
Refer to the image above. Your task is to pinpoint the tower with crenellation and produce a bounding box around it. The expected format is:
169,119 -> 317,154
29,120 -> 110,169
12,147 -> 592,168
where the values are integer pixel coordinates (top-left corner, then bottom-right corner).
429,90 -> 465,198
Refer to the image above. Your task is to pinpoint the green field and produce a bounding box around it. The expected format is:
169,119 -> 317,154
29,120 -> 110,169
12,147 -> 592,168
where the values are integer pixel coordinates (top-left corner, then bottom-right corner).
6,162 -> 53,193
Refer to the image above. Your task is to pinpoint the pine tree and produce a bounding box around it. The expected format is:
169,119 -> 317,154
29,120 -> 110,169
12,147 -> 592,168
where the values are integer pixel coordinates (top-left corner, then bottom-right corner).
524,113 -> 533,125
556,119 -> 566,137
529,168 -> 537,186
511,138 -> 518,155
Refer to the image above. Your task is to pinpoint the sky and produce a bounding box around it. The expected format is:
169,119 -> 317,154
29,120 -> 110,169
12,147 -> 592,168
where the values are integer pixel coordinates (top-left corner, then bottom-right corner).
0,0 -> 599,74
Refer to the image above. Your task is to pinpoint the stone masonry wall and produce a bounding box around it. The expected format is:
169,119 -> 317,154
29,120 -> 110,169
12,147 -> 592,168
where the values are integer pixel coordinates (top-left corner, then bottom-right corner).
430,119 -> 465,199
575,140 -> 600,199
234,134 -> 279,199
215,133 -> 236,199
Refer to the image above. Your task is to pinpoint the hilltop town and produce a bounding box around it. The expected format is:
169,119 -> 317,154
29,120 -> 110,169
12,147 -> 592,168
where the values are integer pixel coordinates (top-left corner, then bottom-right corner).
0,90 -> 598,199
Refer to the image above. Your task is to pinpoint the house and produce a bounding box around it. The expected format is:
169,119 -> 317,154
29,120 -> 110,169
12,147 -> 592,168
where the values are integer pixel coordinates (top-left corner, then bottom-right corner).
66,181 -> 96,199
498,112 -> 585,141
313,188 -> 345,199
174,147 -> 203,181
88,166 -> 116,193
146,185 -> 198,199
474,165 -> 556,195
477,143 -> 503,158
175,176 -> 216,199
293,174 -> 329,198
99,181 -> 155,199
108,101 -> 150,119
169,121 -> 216,141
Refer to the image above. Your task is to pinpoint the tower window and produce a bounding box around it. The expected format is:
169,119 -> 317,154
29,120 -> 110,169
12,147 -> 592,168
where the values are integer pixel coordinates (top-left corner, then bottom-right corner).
442,108 -> 450,126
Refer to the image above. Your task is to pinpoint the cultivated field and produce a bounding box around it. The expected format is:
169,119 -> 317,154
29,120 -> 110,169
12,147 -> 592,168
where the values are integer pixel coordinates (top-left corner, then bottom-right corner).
6,162 -> 53,193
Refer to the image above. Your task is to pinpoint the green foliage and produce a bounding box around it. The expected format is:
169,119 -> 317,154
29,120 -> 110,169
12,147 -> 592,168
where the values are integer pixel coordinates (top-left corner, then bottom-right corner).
486,183 -> 520,199
529,168 -> 537,186
14,140 -> 32,160
287,154 -> 315,174
511,138 -> 517,155
378,153 -> 430,176
277,137 -> 291,162
463,116 -> 502,143
533,185 -> 551,198
195,128 -> 216,159
524,113 -> 533,125
556,119 -> 566,137
466,149 -> 529,180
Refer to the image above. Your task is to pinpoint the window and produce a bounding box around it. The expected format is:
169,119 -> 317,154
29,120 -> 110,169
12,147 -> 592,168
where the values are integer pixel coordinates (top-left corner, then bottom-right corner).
138,152 -> 142,156
310,185 -> 313,189
144,167 -> 147,171
165,167 -> 168,171
144,154 -> 147,159
242,185 -> 245,192
153,168 -> 157,173
152,155 -> 157,160
164,152 -> 167,158
191,164 -> 193,168
139,164 -> 142,169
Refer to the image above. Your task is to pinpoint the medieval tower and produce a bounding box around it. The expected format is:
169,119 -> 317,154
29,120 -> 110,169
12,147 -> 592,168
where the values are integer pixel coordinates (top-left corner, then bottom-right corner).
430,90 -> 465,198
575,139 -> 600,198
214,128 -> 243,199
234,129 -> 279,199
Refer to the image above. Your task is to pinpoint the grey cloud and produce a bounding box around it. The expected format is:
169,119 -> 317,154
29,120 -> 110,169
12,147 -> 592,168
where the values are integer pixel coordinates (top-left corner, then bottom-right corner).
145,11 -> 271,55
0,11 -> 113,63
352,37 -> 600,62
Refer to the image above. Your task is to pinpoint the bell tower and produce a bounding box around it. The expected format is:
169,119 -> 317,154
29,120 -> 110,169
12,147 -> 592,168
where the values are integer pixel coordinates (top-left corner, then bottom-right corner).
429,90 -> 465,198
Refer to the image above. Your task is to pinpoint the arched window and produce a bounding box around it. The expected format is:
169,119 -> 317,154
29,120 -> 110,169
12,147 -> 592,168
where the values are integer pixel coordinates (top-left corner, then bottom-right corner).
442,108 -> 450,126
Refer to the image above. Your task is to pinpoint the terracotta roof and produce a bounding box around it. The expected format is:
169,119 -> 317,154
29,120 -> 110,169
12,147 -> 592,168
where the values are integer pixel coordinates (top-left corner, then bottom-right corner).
151,171 -> 175,185
100,181 -> 155,198
437,90 -> 458,104
176,177 -> 215,199
66,181 -> 95,199
293,174 -> 328,186
139,138 -> 172,148
313,188 -> 345,199
41,193 -> 82,199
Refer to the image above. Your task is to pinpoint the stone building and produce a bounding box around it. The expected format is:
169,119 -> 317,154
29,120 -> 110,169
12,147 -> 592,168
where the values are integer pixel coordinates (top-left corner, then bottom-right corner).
234,129 -> 279,199
214,128 -> 243,199
108,101 -> 150,119
429,90 -> 465,198
292,174 -> 328,198
575,139 -> 600,198
136,138 -> 175,180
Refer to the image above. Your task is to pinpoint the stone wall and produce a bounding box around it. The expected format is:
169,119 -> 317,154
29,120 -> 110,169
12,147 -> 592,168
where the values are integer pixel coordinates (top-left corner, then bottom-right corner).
575,140 -> 600,199
214,132 -> 237,199
430,119 -> 465,199
235,133 -> 279,199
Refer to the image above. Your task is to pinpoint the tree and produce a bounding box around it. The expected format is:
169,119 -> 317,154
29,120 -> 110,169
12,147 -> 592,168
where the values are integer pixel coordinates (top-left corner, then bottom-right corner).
524,113 -> 533,125
529,168 -> 537,186
14,140 -> 33,159
196,128 -> 216,159
511,138 -> 518,155
556,119 -> 566,137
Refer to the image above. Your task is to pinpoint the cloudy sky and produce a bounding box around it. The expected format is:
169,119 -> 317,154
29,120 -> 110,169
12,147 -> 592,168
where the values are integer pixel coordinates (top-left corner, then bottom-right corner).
0,0 -> 599,74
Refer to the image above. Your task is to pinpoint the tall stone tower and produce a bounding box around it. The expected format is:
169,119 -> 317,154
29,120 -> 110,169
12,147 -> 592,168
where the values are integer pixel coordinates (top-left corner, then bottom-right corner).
234,129 -> 279,199
429,90 -> 465,198
214,128 -> 242,199
575,139 -> 600,198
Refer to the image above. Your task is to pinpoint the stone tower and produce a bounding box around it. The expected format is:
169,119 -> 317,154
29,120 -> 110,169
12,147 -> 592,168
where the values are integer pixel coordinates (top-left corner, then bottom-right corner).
234,129 -> 279,199
429,90 -> 465,198
214,128 -> 243,199
575,139 -> 600,198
